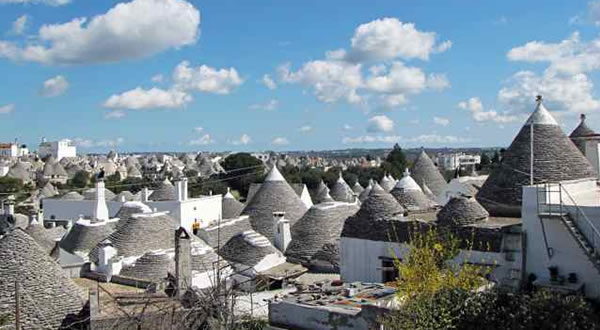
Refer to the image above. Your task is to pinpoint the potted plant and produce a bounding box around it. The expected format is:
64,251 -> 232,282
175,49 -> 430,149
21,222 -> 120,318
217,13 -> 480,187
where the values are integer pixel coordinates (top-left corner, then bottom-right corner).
548,266 -> 559,282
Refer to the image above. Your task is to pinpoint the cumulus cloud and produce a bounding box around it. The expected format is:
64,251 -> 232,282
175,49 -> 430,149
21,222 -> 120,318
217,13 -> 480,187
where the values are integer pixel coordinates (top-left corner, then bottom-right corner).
194,126 -> 204,133
278,61 -> 362,104
249,99 -> 279,111
346,18 -> 451,62
342,134 -> 468,145
189,134 -> 214,146
104,61 -> 243,111
433,116 -> 450,126
73,137 -> 124,148
229,134 -> 251,146
276,18 -> 450,108
0,0 -> 70,5
367,115 -> 394,133
458,97 -> 519,123
0,0 -> 200,64
262,74 -> 276,90
173,61 -> 243,94
498,71 -> 600,114
343,124 -> 353,131
104,87 -> 192,110
298,125 -> 313,133
271,137 -> 289,146
40,75 -> 68,97
0,104 -> 15,114
11,15 -> 28,35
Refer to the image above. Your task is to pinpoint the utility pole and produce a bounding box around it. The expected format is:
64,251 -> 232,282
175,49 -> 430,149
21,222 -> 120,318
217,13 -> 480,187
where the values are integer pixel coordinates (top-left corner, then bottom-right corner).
15,281 -> 21,330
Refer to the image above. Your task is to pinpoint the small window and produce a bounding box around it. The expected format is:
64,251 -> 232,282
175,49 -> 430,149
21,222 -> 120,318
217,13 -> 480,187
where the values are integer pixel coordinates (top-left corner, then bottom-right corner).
381,258 -> 399,283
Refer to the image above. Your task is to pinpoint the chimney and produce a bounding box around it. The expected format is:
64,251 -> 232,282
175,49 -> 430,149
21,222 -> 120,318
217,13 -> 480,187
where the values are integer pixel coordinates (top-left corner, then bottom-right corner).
92,180 -> 109,222
272,212 -> 291,252
175,227 -> 192,297
175,177 -> 188,202
5,195 -> 15,216
141,187 -> 150,202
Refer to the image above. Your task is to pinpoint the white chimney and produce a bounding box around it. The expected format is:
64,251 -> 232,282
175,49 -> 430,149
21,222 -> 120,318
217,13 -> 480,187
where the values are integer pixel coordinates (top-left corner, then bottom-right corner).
141,187 -> 150,202
5,195 -> 15,216
273,212 -> 291,252
93,180 -> 109,222
175,177 -> 188,202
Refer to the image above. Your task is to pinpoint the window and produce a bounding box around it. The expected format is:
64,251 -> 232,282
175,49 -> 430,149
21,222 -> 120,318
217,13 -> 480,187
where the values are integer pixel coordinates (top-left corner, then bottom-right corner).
381,258 -> 399,283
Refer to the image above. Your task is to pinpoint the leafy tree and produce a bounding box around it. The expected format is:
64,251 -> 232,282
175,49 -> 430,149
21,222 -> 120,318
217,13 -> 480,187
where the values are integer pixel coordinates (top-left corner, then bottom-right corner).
491,150 -> 501,164
384,143 -> 408,178
68,171 -> 90,188
221,153 -> 264,197
300,168 -> 325,190
0,176 -> 23,195
111,177 -> 145,194
480,152 -> 491,167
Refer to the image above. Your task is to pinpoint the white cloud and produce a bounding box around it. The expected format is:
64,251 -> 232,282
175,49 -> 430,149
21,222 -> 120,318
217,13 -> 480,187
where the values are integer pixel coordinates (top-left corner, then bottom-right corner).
458,97 -> 519,123
194,126 -> 204,133
298,125 -> 313,132
0,0 -> 70,5
173,61 -> 243,94
367,115 -> 394,133
498,71 -> 600,114
343,124 -> 353,131
347,17 -> 450,62
279,60 -> 363,104
249,99 -> 279,111
433,116 -> 450,126
189,134 -> 214,146
104,110 -> 125,119
151,74 -> 164,83
0,104 -> 15,114
0,0 -> 200,64
229,134 -> 251,146
271,137 -> 289,146
342,134 -> 468,145
40,75 -> 68,97
73,137 -> 124,148
104,87 -> 192,110
262,74 -> 276,90
11,15 -> 28,35
365,62 -> 426,94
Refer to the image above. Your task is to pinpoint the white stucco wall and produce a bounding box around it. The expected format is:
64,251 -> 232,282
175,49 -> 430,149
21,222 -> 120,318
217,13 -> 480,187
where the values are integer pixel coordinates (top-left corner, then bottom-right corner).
523,185 -> 600,299
43,199 -> 124,222
340,237 -> 409,283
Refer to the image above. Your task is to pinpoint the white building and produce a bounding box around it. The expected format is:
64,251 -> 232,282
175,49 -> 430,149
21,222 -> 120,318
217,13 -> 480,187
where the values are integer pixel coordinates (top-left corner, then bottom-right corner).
43,178 -> 222,233
435,152 -> 481,170
0,142 -> 26,158
38,139 -> 77,160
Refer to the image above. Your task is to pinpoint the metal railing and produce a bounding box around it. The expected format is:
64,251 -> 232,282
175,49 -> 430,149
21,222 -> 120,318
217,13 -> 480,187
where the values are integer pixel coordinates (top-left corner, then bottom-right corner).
536,182 -> 600,260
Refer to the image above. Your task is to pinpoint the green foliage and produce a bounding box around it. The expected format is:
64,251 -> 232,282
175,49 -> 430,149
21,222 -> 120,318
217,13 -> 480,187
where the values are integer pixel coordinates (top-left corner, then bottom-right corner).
480,152 -> 491,167
221,153 -> 265,197
345,165 -> 384,187
111,177 -> 145,194
383,143 -> 408,178
491,150 -> 501,164
68,170 -> 90,189
299,168 -> 325,190
384,288 -> 600,330
0,176 -> 23,195
189,178 -> 229,198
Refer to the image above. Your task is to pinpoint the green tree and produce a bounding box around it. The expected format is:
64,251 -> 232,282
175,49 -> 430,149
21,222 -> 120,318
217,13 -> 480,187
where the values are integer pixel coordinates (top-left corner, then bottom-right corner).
491,150 -> 500,164
383,143 -> 408,178
221,153 -> 264,197
68,170 -> 90,189
480,152 -> 491,167
0,177 -> 23,195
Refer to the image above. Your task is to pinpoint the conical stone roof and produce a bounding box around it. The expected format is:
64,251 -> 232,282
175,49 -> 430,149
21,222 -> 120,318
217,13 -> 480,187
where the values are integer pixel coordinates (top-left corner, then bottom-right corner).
358,179 -> 374,203
352,182 -> 364,194
286,202 -> 359,266
119,250 -> 175,282
411,150 -> 447,197
329,173 -> 355,203
390,169 -> 435,211
570,114 -> 597,138
149,179 -> 176,201
0,229 -> 84,329
315,186 -> 335,204
60,219 -> 118,259
89,212 -> 176,264
477,98 -> 596,216
379,174 -> 396,192
437,196 -> 489,227
341,183 -> 410,242
218,230 -> 283,268
241,166 -> 308,242
222,188 -> 244,220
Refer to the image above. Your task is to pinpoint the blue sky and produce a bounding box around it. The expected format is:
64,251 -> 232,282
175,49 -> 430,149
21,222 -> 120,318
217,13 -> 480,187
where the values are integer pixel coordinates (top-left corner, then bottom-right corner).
0,0 -> 599,152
